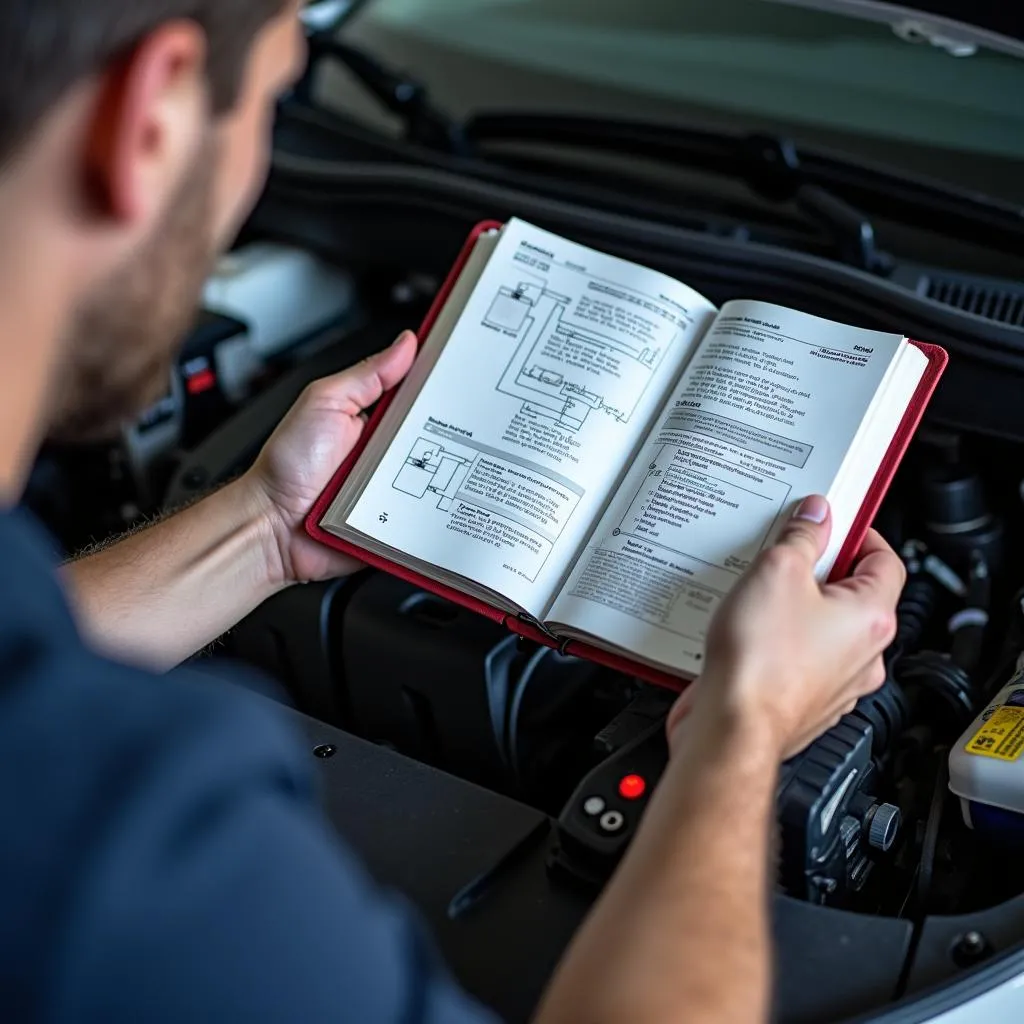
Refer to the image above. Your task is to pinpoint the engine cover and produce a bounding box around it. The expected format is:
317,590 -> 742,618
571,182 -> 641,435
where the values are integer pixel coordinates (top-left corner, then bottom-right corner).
778,699 -> 903,908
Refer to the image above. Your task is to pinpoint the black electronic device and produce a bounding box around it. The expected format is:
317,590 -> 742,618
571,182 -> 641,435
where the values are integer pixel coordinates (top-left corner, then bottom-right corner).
778,712 -> 900,907
550,721 -> 669,889
548,687 -> 908,906
121,311 -> 249,509
176,310 -> 250,449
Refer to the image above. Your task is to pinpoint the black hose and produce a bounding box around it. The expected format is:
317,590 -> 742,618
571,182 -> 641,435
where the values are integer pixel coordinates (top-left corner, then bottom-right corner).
916,753 -> 950,919
889,572 -> 939,665
897,652 -> 975,729
505,647 -> 550,795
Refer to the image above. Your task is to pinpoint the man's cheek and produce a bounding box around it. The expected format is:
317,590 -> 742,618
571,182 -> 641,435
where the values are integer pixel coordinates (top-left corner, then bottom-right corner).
213,122 -> 271,243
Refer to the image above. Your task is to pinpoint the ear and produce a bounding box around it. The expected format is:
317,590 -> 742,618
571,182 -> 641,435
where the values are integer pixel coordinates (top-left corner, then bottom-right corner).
85,22 -> 208,224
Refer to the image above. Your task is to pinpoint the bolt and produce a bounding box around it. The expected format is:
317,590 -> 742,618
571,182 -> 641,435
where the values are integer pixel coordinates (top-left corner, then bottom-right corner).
313,744 -> 337,759
953,930 -> 990,967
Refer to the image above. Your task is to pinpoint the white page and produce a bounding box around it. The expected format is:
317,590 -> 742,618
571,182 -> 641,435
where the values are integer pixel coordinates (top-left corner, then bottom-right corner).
342,219 -> 718,615
548,300 -> 907,675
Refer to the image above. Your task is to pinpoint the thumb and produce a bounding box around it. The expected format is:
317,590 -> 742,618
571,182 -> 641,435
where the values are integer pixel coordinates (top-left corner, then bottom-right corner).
772,495 -> 832,567
328,331 -> 418,415
370,330 -> 418,391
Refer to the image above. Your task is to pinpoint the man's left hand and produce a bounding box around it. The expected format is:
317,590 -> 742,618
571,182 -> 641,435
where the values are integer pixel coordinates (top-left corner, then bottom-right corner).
244,330 -> 418,587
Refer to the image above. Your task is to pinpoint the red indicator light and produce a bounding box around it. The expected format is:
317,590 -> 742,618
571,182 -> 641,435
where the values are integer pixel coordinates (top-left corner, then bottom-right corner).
618,774 -> 646,800
187,369 -> 217,396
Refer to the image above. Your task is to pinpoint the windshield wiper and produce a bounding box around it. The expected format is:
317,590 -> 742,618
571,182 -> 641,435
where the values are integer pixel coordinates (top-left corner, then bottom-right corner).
466,113 -> 1024,259
295,37 -> 1022,266
296,34 -> 470,155
294,38 -> 885,266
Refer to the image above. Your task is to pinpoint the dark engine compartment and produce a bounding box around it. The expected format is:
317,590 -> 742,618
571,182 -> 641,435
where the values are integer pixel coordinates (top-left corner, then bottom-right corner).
234,424 -> 1024,926
22,54 -> 1024,1020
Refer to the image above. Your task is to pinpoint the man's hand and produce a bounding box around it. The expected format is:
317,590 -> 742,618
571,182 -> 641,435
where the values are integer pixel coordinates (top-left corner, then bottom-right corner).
245,331 -> 418,586
536,496 -> 906,1024
668,494 -> 906,761
64,332 -> 419,670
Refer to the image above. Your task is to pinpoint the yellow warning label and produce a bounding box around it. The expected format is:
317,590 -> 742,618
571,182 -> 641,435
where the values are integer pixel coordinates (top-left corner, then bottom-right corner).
966,706 -> 1024,761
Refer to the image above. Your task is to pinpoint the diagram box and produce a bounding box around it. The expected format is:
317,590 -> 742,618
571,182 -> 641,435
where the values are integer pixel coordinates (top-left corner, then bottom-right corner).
486,291 -> 531,332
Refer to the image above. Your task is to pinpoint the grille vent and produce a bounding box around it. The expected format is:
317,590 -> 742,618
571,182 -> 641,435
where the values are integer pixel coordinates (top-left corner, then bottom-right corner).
925,275 -> 1024,327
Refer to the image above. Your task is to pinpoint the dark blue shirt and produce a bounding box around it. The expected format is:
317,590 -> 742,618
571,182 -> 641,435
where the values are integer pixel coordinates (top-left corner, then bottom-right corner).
0,510 -> 496,1023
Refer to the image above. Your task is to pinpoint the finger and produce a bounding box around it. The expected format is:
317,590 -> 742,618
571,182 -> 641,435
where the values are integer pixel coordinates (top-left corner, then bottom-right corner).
853,529 -> 893,565
770,495 -> 833,569
372,330 -> 418,391
822,662 -> 886,721
853,530 -> 905,582
786,661 -> 886,758
853,656 -> 888,698
784,690 -> 864,759
835,533 -> 905,613
849,532 -> 905,589
311,331 -> 418,416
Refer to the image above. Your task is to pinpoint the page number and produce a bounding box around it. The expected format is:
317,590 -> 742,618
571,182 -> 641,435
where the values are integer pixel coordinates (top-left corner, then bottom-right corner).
379,513 -> 389,524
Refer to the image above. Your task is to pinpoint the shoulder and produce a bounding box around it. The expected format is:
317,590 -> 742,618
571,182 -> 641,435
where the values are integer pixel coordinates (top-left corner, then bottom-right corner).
0,508 -> 311,795
0,511 -> 312,1010
0,550 -> 319,923
0,618 -> 319,876
0,512 -> 496,1024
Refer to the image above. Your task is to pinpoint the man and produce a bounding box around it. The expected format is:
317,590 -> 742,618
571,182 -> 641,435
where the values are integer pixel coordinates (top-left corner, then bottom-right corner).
0,1 -> 905,1021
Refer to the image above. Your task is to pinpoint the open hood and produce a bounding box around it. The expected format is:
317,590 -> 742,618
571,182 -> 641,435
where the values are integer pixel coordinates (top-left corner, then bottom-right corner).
301,0 -> 373,35
766,1 -> 1024,57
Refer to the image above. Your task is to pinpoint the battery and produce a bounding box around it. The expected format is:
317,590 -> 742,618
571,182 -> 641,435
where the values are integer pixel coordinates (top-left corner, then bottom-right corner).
949,654 -> 1024,838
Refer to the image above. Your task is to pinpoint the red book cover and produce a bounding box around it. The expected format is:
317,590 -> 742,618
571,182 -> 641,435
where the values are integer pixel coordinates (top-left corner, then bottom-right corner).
306,221 -> 948,691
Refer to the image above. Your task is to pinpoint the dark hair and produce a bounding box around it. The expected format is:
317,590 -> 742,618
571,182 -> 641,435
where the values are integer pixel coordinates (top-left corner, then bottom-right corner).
0,0 -> 289,164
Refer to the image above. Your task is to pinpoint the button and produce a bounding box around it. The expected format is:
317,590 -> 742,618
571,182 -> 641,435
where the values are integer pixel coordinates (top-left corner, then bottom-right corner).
618,774 -> 647,800
599,810 -> 625,833
186,368 -> 217,396
866,803 -> 901,852
582,796 -> 606,817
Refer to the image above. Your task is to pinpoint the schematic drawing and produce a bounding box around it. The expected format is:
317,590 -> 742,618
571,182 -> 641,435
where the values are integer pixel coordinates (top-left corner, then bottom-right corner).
393,437 -> 473,511
483,277 -> 548,333
486,275 -> 675,432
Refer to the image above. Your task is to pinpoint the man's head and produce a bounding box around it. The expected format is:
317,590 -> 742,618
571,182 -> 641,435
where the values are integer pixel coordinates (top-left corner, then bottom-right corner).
0,0 -> 305,447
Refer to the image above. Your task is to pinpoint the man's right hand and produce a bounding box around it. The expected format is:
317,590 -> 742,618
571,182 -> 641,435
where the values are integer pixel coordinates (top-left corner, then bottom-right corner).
669,494 -> 906,762
539,496 -> 906,1024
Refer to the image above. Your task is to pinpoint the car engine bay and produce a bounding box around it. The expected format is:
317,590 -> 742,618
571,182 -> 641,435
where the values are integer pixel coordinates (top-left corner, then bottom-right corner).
22,29 -> 1024,1022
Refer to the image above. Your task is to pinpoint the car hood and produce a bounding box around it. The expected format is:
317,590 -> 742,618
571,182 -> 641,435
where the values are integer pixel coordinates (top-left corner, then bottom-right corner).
766,1 -> 1024,56
302,0 -> 374,34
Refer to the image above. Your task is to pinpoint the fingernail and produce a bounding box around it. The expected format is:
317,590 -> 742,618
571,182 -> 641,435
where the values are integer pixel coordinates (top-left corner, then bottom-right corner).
392,330 -> 414,348
794,495 -> 828,523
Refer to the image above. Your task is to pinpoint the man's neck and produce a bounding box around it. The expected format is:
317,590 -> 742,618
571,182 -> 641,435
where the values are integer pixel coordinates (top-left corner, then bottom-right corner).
0,216 -> 75,507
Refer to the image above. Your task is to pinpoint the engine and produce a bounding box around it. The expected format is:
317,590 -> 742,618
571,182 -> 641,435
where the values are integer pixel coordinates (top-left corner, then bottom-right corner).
22,239 -> 1024,929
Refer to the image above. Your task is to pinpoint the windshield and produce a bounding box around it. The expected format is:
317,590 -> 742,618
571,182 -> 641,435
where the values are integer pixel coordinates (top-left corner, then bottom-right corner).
338,0 -> 1024,203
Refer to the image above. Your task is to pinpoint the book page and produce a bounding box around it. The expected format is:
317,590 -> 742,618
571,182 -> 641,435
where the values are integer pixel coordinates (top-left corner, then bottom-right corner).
547,300 -> 909,675
337,219 -> 718,615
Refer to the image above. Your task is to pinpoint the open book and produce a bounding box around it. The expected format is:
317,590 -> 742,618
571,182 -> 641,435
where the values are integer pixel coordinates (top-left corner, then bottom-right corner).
307,219 -> 946,685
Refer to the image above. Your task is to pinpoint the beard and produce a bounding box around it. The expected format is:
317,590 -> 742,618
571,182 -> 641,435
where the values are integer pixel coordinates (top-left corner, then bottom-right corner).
48,138 -> 219,444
